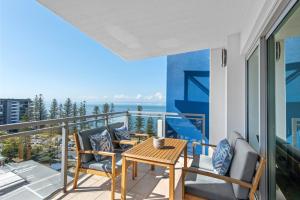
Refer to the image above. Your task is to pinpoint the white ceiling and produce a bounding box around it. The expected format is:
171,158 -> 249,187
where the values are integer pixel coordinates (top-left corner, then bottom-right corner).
38,0 -> 265,60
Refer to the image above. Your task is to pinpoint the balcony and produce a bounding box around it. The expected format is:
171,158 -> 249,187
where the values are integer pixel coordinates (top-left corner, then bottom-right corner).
0,111 -> 205,199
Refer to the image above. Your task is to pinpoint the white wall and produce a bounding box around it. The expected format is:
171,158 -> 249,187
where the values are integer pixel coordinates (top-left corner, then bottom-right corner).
209,48 -> 227,145
275,39 -> 286,140
226,33 -> 246,138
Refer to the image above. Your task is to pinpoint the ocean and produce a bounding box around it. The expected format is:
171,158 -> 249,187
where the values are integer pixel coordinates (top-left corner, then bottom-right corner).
85,103 -> 166,114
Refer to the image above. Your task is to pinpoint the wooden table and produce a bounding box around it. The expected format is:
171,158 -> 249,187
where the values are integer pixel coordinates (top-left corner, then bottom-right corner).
121,137 -> 188,200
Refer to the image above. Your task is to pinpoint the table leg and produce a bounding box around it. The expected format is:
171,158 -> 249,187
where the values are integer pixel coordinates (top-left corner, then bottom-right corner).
150,164 -> 155,171
121,157 -> 127,200
184,144 -> 187,168
169,164 -> 175,200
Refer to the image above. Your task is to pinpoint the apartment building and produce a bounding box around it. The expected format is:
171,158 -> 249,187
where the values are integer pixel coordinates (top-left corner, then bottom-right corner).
0,99 -> 31,125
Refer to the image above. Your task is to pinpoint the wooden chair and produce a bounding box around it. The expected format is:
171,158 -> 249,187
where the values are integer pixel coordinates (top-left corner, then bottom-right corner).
182,138 -> 266,200
73,128 -> 137,200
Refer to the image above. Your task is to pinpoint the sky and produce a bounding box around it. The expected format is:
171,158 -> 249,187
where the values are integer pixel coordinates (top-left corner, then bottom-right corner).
0,0 -> 167,105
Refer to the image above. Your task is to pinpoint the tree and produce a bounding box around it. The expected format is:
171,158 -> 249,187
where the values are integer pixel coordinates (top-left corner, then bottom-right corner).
72,102 -> 78,117
135,105 -> 144,133
110,103 -> 115,113
38,94 -> 47,120
49,99 -> 58,119
63,98 -> 73,117
79,101 -> 87,116
93,105 -> 100,127
32,94 -> 47,121
93,105 -> 100,115
102,103 -> 110,113
79,101 -> 87,129
146,117 -> 154,135
58,104 -> 64,118
127,108 -> 133,131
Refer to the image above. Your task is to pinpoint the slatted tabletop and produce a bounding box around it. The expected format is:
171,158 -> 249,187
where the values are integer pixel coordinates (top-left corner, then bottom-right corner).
122,137 -> 187,165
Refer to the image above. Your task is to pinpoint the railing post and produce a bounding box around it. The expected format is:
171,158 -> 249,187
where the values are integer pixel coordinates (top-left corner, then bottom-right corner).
104,114 -> 108,127
61,121 -> 69,192
125,111 -> 129,130
162,114 -> 166,137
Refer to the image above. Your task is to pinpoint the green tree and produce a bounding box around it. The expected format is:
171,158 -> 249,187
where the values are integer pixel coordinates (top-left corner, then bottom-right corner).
79,101 -> 87,116
38,94 -> 47,120
63,98 -> 73,117
102,103 -> 110,113
32,94 -> 47,121
127,108 -> 133,131
72,102 -> 78,117
93,105 -> 100,127
58,103 -> 64,118
79,101 -> 87,129
49,99 -> 59,119
110,103 -> 115,113
146,117 -> 154,135
135,105 -> 144,133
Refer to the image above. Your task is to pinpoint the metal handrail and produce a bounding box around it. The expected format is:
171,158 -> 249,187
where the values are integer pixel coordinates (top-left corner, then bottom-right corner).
0,111 -> 127,131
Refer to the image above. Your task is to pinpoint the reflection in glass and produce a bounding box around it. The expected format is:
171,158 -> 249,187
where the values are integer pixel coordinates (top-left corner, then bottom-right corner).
270,3 -> 300,199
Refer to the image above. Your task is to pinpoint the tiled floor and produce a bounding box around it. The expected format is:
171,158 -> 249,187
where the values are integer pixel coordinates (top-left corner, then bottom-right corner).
53,157 -> 190,200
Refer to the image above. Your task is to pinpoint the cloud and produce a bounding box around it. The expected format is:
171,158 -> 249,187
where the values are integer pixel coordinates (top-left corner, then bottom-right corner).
153,92 -> 163,100
114,94 -> 129,100
111,92 -> 165,103
136,94 -> 142,100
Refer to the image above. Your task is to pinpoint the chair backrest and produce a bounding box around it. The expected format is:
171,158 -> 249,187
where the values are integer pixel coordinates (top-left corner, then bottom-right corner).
229,139 -> 258,199
75,126 -> 107,163
228,131 -> 244,149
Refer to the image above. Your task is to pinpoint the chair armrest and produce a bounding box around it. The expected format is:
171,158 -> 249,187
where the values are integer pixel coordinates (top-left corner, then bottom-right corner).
182,167 -> 252,189
192,142 -> 217,156
192,141 -> 217,148
79,150 -> 116,157
130,133 -> 150,138
113,140 -> 138,146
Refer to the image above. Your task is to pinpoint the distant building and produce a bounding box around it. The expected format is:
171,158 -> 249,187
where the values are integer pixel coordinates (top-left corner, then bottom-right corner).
0,99 -> 31,125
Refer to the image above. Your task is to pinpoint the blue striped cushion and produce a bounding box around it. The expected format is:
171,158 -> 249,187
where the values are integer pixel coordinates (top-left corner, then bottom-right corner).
89,129 -> 114,162
114,126 -> 131,149
212,139 -> 233,175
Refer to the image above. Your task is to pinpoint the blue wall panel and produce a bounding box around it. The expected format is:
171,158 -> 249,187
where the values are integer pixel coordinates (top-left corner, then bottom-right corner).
166,49 -> 210,154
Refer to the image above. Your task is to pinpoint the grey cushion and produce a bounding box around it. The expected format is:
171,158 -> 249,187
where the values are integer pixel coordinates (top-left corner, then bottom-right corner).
77,127 -> 107,163
107,122 -> 125,141
81,153 -> 122,173
107,122 -> 125,148
229,139 -> 258,199
114,126 -> 131,149
228,131 -> 244,149
185,172 -> 236,200
191,155 -> 214,172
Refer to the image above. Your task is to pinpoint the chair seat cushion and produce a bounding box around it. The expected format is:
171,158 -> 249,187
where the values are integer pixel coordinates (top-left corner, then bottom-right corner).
89,129 -> 114,162
81,153 -> 123,173
185,171 -> 236,200
212,139 -> 233,175
191,155 -> 214,172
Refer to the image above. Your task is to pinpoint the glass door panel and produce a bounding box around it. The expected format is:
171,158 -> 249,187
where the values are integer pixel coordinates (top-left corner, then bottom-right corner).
268,2 -> 300,199
247,47 -> 260,152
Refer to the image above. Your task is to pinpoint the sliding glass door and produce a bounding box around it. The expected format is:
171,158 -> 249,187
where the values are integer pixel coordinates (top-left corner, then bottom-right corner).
247,47 -> 260,152
268,2 -> 300,199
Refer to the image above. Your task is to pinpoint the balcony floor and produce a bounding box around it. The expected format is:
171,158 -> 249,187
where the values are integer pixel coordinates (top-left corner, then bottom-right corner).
53,157 -> 191,200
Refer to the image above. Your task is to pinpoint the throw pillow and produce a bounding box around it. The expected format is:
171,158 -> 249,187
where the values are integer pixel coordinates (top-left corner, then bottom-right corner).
89,129 -> 114,162
114,126 -> 131,149
212,139 -> 233,175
